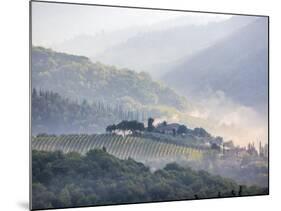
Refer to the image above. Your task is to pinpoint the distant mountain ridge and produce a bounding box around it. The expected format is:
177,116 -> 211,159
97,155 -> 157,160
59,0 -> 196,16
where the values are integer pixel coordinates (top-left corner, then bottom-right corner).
51,14 -> 231,61
163,17 -> 268,112
95,16 -> 256,77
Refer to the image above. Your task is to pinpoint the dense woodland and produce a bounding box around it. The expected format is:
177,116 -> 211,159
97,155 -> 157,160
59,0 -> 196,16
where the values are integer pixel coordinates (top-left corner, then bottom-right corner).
32,149 -> 267,209
32,89 -> 151,134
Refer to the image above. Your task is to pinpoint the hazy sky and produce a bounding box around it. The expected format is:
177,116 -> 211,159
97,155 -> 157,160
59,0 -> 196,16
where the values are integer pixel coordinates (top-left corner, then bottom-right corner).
32,1 -> 231,46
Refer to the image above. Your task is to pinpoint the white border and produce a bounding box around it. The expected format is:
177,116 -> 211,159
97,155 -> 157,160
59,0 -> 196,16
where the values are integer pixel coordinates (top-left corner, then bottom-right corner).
1,0 -> 280,211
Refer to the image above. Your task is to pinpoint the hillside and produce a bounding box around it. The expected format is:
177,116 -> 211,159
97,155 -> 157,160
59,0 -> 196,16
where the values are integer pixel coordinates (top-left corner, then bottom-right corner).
51,26 -> 144,59
32,89 -> 152,135
32,133 -> 268,187
52,14 -> 234,61
95,16 -> 256,77
32,134 -> 203,168
32,46 -> 188,111
32,149 -> 267,209
163,18 -> 268,112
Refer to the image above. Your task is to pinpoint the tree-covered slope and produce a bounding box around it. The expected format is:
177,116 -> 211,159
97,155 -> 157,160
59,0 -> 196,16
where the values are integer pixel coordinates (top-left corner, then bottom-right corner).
163,18 -> 268,112
32,149 -> 267,210
32,89 -> 150,135
32,46 -> 188,111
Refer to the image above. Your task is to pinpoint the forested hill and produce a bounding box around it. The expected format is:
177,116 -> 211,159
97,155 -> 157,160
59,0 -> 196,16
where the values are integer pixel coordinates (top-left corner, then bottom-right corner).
32,149 -> 267,209
32,46 -> 188,111
31,89 -> 150,135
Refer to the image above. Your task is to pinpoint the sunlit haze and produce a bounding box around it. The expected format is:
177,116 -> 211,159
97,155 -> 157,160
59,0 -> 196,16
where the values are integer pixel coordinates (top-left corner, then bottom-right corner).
32,1 -> 231,46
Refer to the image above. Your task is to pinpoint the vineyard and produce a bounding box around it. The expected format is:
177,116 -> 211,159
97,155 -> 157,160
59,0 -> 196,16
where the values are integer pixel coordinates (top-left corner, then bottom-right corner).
32,134 -> 203,165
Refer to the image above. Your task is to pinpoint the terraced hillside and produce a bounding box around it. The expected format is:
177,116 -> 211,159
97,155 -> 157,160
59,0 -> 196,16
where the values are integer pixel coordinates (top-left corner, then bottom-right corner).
32,134 -> 203,166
